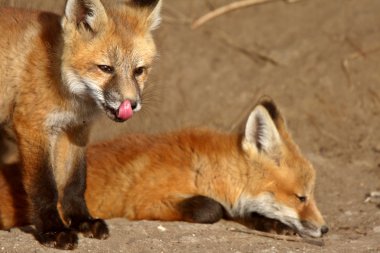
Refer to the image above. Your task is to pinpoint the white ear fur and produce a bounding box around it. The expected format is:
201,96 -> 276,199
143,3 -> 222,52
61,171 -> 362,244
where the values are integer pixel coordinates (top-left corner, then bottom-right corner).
147,0 -> 162,30
64,0 -> 107,31
243,105 -> 282,155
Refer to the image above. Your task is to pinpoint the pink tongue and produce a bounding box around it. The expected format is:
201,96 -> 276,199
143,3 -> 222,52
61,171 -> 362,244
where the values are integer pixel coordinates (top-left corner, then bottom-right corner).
117,100 -> 133,120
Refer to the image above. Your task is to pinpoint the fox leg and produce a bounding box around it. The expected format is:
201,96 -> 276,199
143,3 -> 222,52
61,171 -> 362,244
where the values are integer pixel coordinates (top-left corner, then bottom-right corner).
177,195 -> 225,223
130,195 -> 224,223
17,130 -> 78,250
53,128 -> 109,240
60,153 -> 109,239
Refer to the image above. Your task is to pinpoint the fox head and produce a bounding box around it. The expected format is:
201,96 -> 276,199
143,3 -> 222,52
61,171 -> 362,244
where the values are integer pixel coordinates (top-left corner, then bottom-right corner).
61,0 -> 161,122
234,98 -> 328,238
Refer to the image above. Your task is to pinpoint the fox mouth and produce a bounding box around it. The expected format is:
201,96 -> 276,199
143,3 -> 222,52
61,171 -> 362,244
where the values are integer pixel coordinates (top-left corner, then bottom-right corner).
285,223 -> 325,238
104,105 -> 124,122
275,219 -> 323,238
102,100 -> 141,122
297,222 -> 325,238
247,212 -> 297,235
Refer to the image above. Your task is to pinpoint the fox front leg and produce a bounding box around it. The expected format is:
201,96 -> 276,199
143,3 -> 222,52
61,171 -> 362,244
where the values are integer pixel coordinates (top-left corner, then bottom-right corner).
52,128 -> 109,240
178,196 -> 225,223
18,129 -> 78,250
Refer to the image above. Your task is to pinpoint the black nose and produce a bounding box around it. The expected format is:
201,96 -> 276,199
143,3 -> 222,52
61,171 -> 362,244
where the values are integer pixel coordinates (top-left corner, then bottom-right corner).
321,225 -> 329,234
131,101 -> 137,110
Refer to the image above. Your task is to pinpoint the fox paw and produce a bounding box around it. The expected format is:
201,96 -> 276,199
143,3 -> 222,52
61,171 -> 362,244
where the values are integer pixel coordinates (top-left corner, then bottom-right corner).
74,218 -> 109,239
38,230 -> 78,250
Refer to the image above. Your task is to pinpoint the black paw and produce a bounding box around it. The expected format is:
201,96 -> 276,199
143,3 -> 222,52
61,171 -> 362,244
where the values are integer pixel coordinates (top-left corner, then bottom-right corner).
38,230 -> 78,250
74,218 -> 109,239
178,195 -> 224,223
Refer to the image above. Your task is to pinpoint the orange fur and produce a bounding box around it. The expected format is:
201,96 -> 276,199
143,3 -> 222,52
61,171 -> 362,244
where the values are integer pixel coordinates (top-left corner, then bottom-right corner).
0,99 -> 327,238
0,0 -> 162,249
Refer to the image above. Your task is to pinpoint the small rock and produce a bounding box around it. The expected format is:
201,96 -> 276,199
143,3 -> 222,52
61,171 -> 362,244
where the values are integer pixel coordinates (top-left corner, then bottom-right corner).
157,225 -> 167,232
344,211 -> 353,216
373,226 -> 380,233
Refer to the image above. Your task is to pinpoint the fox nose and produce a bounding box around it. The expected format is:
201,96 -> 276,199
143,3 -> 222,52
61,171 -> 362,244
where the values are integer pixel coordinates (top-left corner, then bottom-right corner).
320,225 -> 329,234
131,100 -> 141,112
131,101 -> 137,110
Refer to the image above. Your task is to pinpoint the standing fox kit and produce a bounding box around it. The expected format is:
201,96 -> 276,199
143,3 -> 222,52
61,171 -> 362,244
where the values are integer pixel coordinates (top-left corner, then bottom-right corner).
0,0 -> 161,249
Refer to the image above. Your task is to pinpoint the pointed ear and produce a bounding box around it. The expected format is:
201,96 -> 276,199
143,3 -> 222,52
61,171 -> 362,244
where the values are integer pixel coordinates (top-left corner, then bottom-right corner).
64,0 -> 108,33
147,0 -> 162,30
242,104 -> 282,160
257,97 -> 287,135
131,0 -> 162,30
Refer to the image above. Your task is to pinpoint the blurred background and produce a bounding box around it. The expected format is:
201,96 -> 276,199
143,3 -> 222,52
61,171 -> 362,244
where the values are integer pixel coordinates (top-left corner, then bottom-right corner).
0,0 -> 380,251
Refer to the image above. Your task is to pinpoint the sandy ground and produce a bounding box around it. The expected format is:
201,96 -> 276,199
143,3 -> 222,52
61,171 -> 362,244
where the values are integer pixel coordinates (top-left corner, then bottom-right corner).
1,0 -> 380,252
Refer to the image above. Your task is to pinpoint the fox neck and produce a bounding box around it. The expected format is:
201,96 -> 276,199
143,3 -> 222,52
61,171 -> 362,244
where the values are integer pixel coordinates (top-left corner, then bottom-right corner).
189,134 -> 249,218
32,18 -> 98,116
39,20 -> 101,116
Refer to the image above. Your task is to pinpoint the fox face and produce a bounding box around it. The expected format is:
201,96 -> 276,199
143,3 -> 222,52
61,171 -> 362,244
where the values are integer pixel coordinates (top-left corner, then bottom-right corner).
234,99 -> 328,238
61,0 -> 161,122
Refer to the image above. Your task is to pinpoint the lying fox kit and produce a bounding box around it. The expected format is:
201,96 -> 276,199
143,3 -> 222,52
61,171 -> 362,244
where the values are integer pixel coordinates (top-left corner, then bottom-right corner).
87,98 -> 328,238
0,0 -> 161,249
0,99 -> 328,238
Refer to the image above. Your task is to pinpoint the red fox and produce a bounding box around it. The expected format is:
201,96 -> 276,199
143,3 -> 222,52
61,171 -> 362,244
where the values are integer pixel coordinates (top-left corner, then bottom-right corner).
0,0 -> 161,249
0,99 -> 328,238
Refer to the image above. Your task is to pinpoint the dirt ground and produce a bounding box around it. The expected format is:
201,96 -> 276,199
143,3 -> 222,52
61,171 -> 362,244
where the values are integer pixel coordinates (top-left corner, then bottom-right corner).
1,0 -> 380,252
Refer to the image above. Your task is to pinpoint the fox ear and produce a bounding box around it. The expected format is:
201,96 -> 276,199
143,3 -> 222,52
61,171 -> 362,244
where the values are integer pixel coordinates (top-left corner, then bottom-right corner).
257,97 -> 287,135
64,0 -> 108,32
147,0 -> 162,30
131,0 -> 162,30
243,103 -> 282,159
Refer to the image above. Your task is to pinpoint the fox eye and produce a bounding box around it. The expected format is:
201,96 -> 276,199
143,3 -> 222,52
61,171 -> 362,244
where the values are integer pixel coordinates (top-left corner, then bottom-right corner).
134,66 -> 146,77
98,65 -> 114,74
297,195 -> 307,203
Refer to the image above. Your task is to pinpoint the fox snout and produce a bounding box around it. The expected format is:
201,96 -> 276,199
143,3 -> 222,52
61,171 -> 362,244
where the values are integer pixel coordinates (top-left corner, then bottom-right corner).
103,96 -> 142,122
299,220 -> 329,238
238,193 -> 328,238
297,199 -> 329,238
